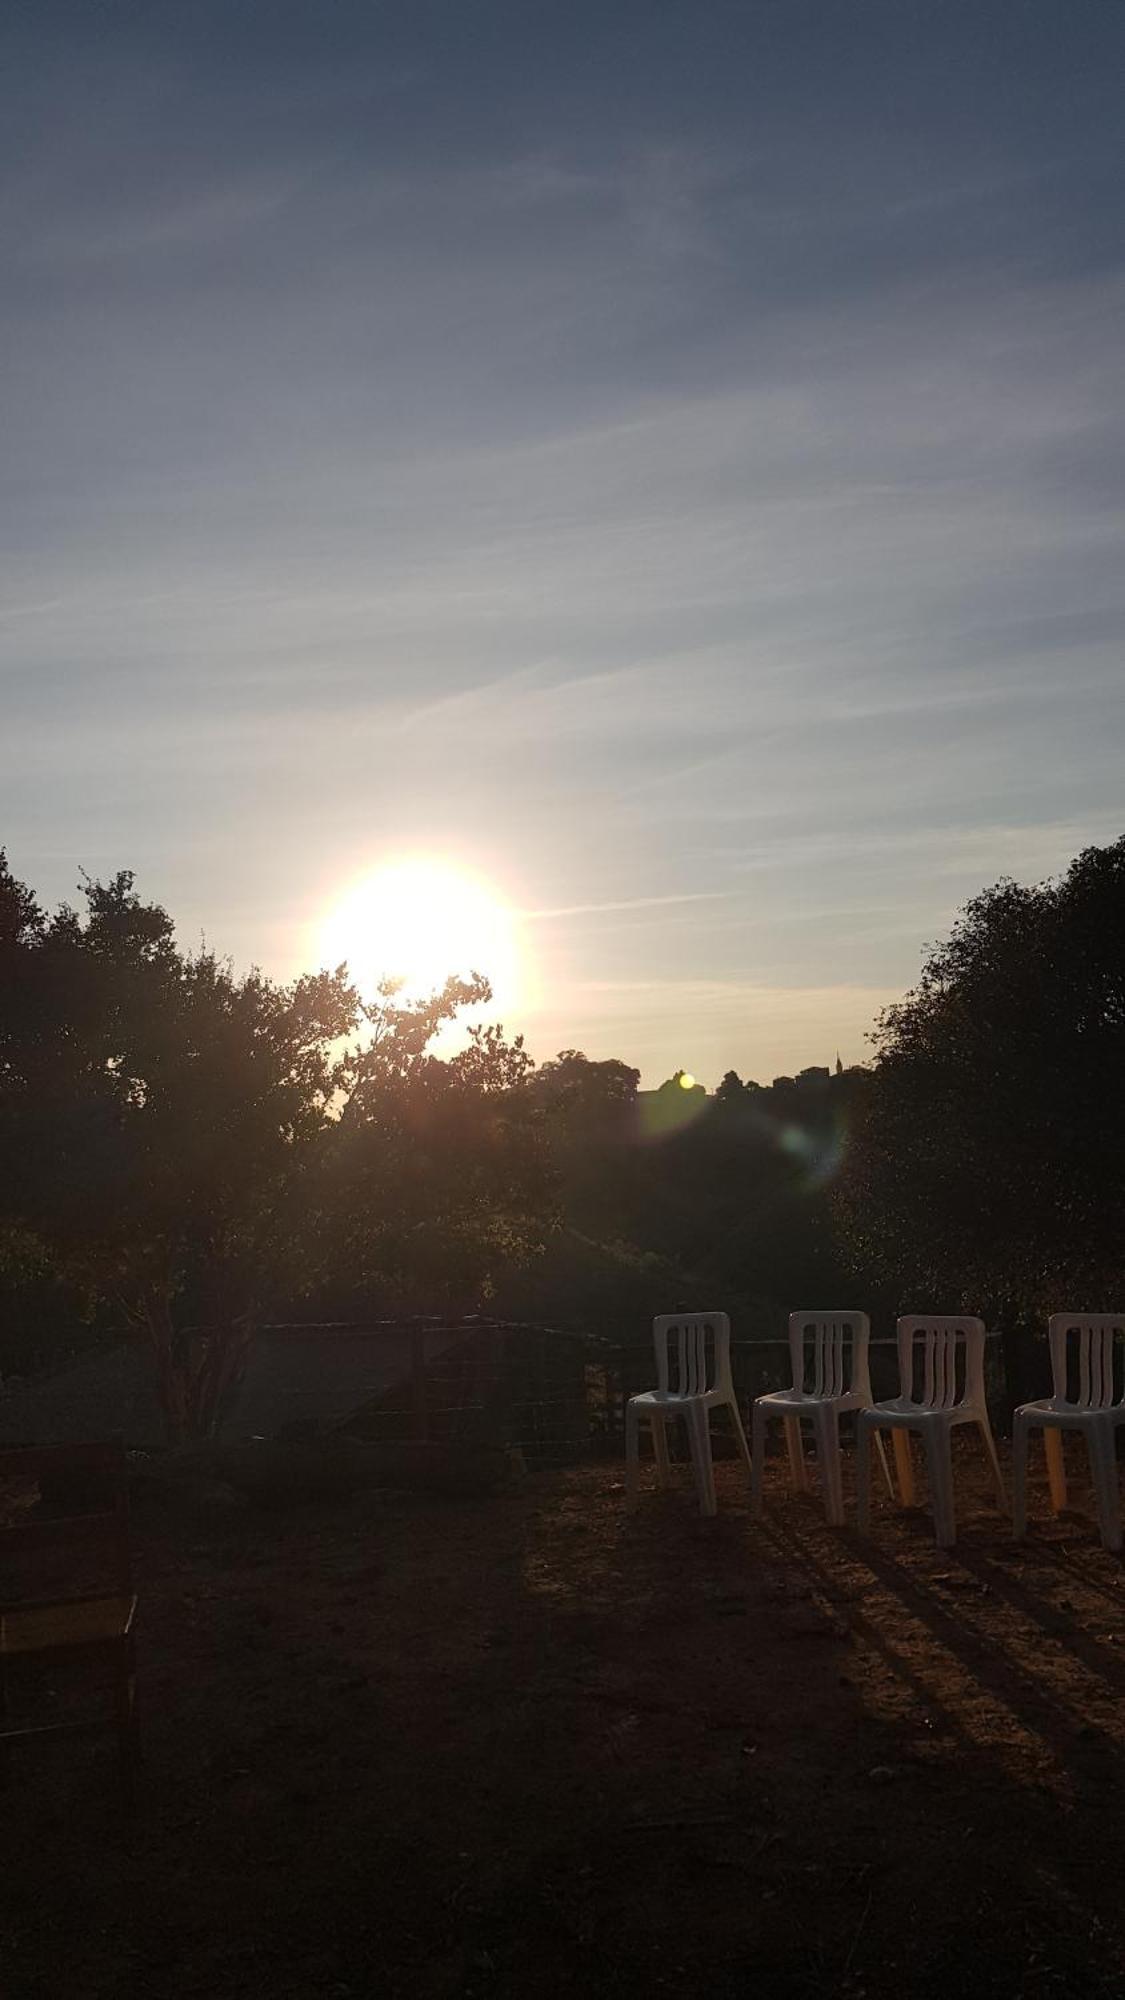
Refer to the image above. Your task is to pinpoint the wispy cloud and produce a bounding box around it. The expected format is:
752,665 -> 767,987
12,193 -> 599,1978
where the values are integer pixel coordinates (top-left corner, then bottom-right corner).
3,3 -> 1124,1079
522,890 -> 731,922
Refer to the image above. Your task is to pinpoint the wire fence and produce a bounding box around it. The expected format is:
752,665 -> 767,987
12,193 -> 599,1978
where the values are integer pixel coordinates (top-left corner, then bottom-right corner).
279,1316 -> 1011,1461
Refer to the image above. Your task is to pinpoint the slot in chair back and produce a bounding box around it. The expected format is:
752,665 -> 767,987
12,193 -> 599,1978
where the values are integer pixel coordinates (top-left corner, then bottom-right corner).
897,1315 -> 985,1413
653,1312 -> 732,1400
1048,1314 -> 1125,1410
789,1311 -> 872,1401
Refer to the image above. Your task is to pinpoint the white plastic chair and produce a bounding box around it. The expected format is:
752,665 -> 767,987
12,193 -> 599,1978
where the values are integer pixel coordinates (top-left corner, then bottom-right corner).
1013,1314 -> 1125,1552
750,1311 -> 895,1526
625,1312 -> 751,1517
857,1316 -> 1006,1547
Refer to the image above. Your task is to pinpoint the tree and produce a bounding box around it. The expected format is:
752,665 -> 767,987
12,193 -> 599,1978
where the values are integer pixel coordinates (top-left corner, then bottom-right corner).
0,859 -> 568,1431
835,839 -> 1125,1390
0,858 -> 359,1438
715,1070 -> 746,1103
0,862 -> 561,1433
657,1070 -> 702,1095
318,989 -> 556,1316
530,1050 -> 640,1119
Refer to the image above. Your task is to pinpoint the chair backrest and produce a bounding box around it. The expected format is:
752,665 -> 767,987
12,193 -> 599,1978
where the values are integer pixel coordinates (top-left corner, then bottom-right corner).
653,1313 -> 732,1397
0,1441 -> 131,1607
1048,1314 -> 1125,1410
896,1316 -> 986,1411
788,1312 -> 872,1399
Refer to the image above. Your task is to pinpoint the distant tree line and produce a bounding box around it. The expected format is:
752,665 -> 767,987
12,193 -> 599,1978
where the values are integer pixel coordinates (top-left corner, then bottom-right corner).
2,836 -> 1123,1435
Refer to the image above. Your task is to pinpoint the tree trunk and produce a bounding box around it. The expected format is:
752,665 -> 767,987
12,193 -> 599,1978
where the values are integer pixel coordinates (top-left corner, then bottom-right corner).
191,1318 -> 255,1440
140,1289 -> 189,1446
139,1296 -> 254,1443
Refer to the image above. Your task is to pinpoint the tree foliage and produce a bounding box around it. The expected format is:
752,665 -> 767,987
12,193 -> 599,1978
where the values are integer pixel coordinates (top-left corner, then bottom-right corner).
529,1050 -> 640,1120
0,856 -> 360,1436
836,838 -> 1125,1336
0,857 -> 555,1437
314,988 -> 554,1316
494,1047 -> 857,1336
17,834 -> 1118,1441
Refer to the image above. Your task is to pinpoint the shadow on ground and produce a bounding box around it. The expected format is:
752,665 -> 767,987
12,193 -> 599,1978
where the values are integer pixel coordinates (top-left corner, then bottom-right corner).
4,1435 -> 1125,1998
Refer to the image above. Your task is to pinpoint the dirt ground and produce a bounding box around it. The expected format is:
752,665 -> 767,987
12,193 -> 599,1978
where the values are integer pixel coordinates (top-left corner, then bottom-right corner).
5,1434 -> 1125,1999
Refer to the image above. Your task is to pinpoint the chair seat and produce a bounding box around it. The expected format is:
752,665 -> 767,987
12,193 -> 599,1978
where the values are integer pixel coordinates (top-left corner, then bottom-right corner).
862,1398 -> 979,1429
1,1593 -> 137,1658
629,1388 -> 727,1411
756,1388 -> 864,1413
1015,1398 -> 1125,1428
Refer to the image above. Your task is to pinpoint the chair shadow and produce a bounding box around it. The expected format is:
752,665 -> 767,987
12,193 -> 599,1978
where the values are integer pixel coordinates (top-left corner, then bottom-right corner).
761,1496 -> 1125,1794
955,1539 -> 1125,1689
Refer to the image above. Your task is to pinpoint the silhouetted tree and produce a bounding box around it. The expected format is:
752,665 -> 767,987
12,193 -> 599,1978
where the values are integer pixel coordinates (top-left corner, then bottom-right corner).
0,859 -> 556,1435
530,1049 -> 640,1118
836,838 -> 1125,1394
657,1069 -> 702,1095
715,1070 -> 746,1103
0,858 -> 359,1437
317,989 -> 555,1315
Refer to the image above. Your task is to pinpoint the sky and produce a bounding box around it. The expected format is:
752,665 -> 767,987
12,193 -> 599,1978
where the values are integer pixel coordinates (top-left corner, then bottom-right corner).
3,1 -> 1124,1085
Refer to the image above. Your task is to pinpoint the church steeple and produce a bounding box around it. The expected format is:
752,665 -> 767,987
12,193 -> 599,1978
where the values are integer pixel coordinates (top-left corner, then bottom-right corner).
835,1050 -> 843,1076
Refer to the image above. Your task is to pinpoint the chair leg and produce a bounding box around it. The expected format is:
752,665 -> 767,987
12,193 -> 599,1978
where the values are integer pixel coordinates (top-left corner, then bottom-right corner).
1086,1427 -> 1122,1554
784,1417 -> 808,1494
625,1400 -> 640,1503
687,1403 -> 717,1517
813,1407 -> 845,1528
1012,1415 -> 1030,1540
924,1428 -> 956,1548
651,1411 -> 673,1488
892,1430 -> 916,1508
978,1416 -> 1007,1510
727,1395 -> 753,1492
1044,1428 -> 1067,1514
874,1431 -> 896,1500
750,1402 -> 766,1518
856,1417 -> 873,1534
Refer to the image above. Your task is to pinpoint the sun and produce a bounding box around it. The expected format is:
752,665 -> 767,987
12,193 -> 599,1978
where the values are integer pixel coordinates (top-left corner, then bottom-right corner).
319,858 -> 521,1014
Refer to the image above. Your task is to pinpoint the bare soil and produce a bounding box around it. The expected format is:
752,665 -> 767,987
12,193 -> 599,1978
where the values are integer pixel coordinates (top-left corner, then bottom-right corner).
5,1438 -> 1125,1998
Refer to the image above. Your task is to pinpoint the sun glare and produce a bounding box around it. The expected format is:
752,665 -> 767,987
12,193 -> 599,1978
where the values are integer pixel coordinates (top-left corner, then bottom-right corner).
320,858 -> 521,1015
